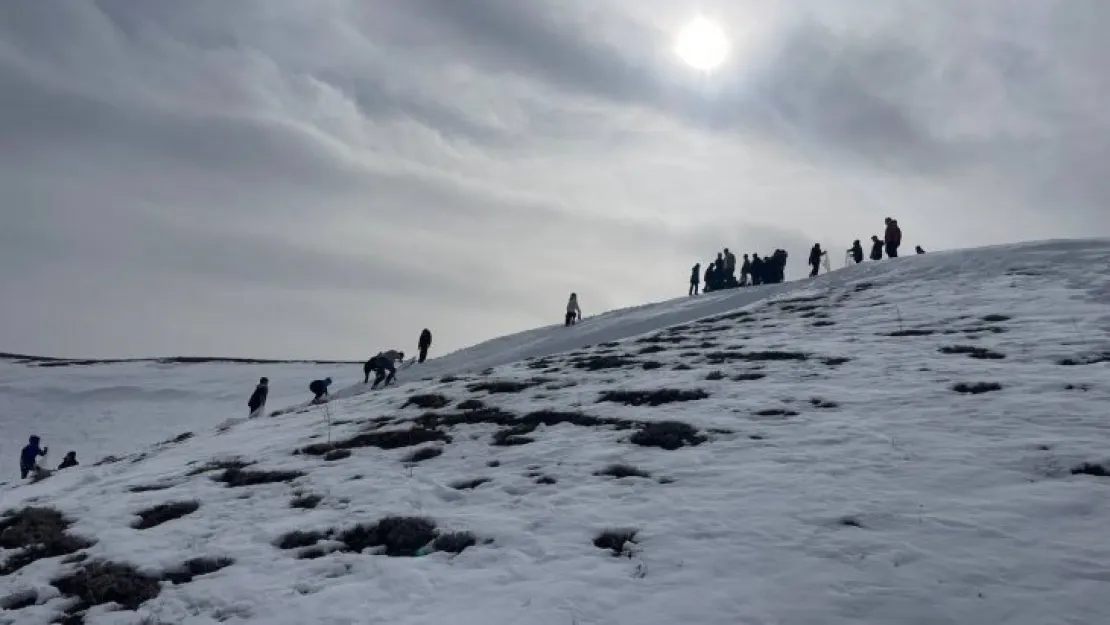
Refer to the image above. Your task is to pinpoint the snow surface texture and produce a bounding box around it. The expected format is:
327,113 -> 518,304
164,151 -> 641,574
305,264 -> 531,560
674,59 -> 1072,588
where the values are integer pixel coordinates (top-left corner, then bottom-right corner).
2,238 -> 1110,625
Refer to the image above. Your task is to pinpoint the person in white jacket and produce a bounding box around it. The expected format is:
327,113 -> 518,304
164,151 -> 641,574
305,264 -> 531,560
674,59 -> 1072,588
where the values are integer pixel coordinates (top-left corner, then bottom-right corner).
565,293 -> 582,326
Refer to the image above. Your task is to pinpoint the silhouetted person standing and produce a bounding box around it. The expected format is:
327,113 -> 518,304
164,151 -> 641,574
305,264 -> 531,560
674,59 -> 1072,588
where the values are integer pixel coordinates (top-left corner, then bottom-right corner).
870,236 -> 884,261
418,329 -> 433,363
20,436 -> 47,479
808,244 -> 823,278
689,263 -> 700,295
740,254 -> 751,286
850,240 -> 864,264
884,217 -> 902,258
248,377 -> 268,418
750,254 -> 764,285
565,293 -> 582,326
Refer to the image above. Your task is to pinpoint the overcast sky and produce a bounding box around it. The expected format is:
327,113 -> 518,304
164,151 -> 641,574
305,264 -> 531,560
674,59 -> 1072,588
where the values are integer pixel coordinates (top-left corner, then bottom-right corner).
1,0 -> 1107,360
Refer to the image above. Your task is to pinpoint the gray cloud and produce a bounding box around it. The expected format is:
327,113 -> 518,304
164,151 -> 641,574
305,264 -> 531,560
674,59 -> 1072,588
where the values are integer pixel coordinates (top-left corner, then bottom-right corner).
0,0 -> 1107,359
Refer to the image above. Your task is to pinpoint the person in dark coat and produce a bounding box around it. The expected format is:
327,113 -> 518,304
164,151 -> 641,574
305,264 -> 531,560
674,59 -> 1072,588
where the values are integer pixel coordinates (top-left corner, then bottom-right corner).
740,254 -> 751,286
20,436 -> 47,479
884,218 -> 902,258
713,253 -> 725,283
58,451 -> 79,470
870,235 -> 884,261
366,351 -> 404,388
850,240 -> 864,264
750,254 -> 763,286
309,378 -> 332,403
704,263 -> 717,293
689,263 -> 700,296
915,245 -> 925,254
418,329 -> 433,363
808,244 -> 824,278
248,377 -> 268,417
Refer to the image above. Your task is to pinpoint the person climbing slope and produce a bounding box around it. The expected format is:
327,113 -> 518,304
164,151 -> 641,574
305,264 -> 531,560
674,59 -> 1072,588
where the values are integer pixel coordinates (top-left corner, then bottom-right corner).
20,435 -> 47,479
418,329 -> 433,363
248,377 -> 269,417
565,293 -> 582,326
366,350 -> 404,388
309,378 -> 332,403
58,451 -> 79,470
808,244 -> 824,278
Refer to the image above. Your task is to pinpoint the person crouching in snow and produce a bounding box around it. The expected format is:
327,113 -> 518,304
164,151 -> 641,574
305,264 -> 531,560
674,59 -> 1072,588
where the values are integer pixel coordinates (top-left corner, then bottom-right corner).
58,451 -> 79,470
248,377 -> 269,417
365,350 -> 404,388
20,435 -> 48,479
565,293 -> 582,326
309,378 -> 332,403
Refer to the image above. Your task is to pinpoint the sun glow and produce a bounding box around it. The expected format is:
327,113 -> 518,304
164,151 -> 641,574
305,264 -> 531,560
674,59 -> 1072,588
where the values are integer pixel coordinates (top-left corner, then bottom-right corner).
674,15 -> 730,72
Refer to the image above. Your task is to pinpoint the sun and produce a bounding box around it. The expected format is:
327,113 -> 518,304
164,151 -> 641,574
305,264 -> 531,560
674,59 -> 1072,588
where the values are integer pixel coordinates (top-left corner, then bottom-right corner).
674,16 -> 730,72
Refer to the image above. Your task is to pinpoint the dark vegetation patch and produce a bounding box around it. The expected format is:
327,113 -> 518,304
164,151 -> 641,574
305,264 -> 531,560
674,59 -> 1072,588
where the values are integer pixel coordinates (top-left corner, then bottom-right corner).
838,516 -> 864,528
822,357 -> 851,366
1,589 -> 37,610
187,457 -> 252,476
939,345 -> 1006,359
534,475 -> 558,485
451,477 -> 491,490
468,379 -> 545,394
812,320 -> 836,327
595,464 -> 652,479
776,295 -> 826,305
402,446 -> 443,463
707,350 -> 809,363
952,382 -> 1003,394
301,427 -> 450,456
440,375 -> 461,383
159,432 -> 194,445
887,329 -> 935,337
571,355 -> 640,370
491,427 -> 535,446
599,342 -> 621,348
981,314 -> 1011,323
52,561 -> 162,617
526,357 -> 554,370
964,326 -> 1007,334
1070,462 -> 1109,477
94,455 -> 123,466
0,507 -> 95,575
1064,383 -> 1091,392
487,460 -> 501,467
749,434 -> 765,440
279,516 -> 477,558
709,310 -> 756,322
641,361 -> 663,370
853,282 -> 874,292
433,531 -> 479,554
638,345 -> 667,355
673,363 -> 693,371
214,467 -> 304,487
635,335 -> 686,345
127,483 -> 175,493
629,421 -> 707,450
276,529 -> 329,550
403,394 -> 451,409
323,449 -> 351,461
133,501 -> 200,530
1058,352 -> 1110,366
732,372 -> 766,381
754,408 -> 799,417
291,494 -> 323,509
809,398 -> 839,409
594,529 -> 638,557
597,388 -> 709,406
705,370 -> 725,381
162,556 -> 234,584
457,398 -> 486,411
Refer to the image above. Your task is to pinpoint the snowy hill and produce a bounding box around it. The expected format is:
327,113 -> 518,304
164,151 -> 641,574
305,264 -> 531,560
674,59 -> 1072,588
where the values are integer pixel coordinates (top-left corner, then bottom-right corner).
2,239 -> 1110,625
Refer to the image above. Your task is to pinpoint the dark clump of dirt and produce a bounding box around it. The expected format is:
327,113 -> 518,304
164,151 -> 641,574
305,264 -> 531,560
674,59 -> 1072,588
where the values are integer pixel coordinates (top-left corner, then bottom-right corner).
839,517 -> 864,528
534,475 -> 557,485
214,467 -> 304,487
705,371 -> 725,381
1071,462 -> 1109,477
952,382 -> 1003,394
301,427 -> 451,455
451,478 -> 491,490
630,421 -> 707,450
707,350 -> 809,363
732,372 -> 766,381
323,449 -> 351,461
1,589 -> 38,610
162,557 -> 234,584
673,363 -> 693,371
433,531 -> 478,554
491,428 -> 535,446
133,501 -> 200,530
597,389 -> 709,407
487,459 -> 501,467
187,457 -> 252,476
468,379 -> 545,394
812,320 -> 836,327
595,464 -> 652,479
754,408 -> 799,417
127,483 -> 175,493
887,328 -> 935,337
291,494 -> 323,509
403,394 -> 451,409
981,314 -> 1011,323
159,432 -> 194,445
52,560 -> 162,616
810,398 -> 839,409
0,507 -> 95,575
638,345 -> 667,355
457,398 -> 487,411
641,361 -> 663,370
939,345 -> 1006,359
571,355 -> 640,370
339,516 -> 439,557
594,529 -> 638,556
276,529 -> 330,550
822,357 -> 851,366
1057,352 -> 1110,366
440,375 -> 461,383
402,446 -> 443,463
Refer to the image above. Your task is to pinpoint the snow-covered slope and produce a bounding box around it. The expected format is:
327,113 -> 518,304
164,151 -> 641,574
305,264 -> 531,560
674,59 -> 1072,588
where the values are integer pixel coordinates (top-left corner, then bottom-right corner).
3,239 -> 1110,625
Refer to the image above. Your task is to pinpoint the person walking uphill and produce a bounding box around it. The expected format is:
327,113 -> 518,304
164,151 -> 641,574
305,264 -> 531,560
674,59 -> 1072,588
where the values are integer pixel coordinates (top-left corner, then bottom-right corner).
565,293 -> 582,326
689,263 -> 700,296
248,377 -> 268,418
309,378 -> 332,404
20,436 -> 47,479
365,350 -> 404,388
418,329 -> 433,363
884,217 -> 902,258
870,235 -> 884,261
808,244 -> 824,278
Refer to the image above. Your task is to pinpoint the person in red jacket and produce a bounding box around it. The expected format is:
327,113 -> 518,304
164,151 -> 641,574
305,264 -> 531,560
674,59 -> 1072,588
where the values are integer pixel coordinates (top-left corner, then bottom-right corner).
884,217 -> 902,258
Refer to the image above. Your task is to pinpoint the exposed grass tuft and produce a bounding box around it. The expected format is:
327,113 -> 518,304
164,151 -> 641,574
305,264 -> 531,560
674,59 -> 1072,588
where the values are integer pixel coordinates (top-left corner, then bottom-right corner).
301,427 -> 450,455
597,388 -> 709,407
952,382 -> 1003,394
595,463 -> 652,479
402,446 -> 443,463
593,529 -> 638,556
939,345 -> 1006,359
133,501 -> 200,530
629,421 -> 707,450
214,467 -> 303,487
450,478 -> 491,490
162,557 -> 234,584
290,494 -> 323,509
402,394 -> 451,409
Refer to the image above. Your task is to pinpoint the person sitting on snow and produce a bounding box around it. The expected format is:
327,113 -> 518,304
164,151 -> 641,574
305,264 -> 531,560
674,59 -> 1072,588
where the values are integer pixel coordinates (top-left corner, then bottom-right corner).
309,378 -> 332,403
20,435 -> 48,479
58,451 -> 79,470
